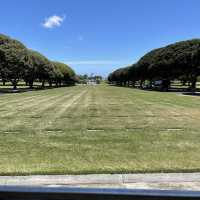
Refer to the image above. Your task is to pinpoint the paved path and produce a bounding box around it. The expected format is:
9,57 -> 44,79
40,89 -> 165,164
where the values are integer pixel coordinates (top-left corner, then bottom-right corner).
0,173 -> 200,190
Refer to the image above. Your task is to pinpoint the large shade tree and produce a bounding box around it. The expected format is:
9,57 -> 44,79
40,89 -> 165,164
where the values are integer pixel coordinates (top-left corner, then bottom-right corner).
0,33 -> 77,90
28,50 -> 55,88
0,34 -> 31,89
108,39 -> 200,91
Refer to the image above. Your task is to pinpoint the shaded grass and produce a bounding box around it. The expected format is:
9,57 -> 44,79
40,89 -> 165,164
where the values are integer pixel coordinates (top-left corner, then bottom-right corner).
0,85 -> 200,175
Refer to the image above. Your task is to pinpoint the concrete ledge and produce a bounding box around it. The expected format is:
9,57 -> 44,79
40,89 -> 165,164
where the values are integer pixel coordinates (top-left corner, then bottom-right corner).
0,174 -> 123,186
0,173 -> 200,190
122,173 -> 200,183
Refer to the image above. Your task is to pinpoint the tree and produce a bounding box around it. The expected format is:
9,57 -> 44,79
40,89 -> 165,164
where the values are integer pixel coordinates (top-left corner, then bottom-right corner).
109,38 -> 200,91
29,50 -> 55,88
0,33 -> 76,90
51,61 -> 75,86
0,34 -> 30,89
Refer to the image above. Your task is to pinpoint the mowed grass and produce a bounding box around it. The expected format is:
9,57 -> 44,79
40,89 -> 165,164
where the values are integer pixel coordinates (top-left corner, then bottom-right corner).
0,84 -> 200,175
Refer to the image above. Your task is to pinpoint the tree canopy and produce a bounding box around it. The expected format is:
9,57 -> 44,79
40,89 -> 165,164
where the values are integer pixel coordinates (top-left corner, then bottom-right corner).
108,39 -> 200,91
0,33 -> 76,89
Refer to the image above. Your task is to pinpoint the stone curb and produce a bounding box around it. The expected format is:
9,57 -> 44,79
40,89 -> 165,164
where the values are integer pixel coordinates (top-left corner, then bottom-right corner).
0,173 -> 200,186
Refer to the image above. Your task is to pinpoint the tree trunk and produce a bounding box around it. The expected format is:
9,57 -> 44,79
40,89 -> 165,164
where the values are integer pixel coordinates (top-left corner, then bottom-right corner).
12,79 -> 18,90
42,80 -> 45,88
182,80 -> 186,86
49,80 -> 52,87
29,80 -> 33,89
161,79 -> 170,92
149,80 -> 153,89
140,80 -> 143,88
132,81 -> 135,87
190,77 -> 197,91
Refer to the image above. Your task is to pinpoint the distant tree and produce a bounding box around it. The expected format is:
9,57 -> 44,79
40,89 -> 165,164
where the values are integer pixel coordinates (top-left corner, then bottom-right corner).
52,61 -> 75,86
77,75 -> 87,84
93,75 -> 103,84
83,74 -> 88,80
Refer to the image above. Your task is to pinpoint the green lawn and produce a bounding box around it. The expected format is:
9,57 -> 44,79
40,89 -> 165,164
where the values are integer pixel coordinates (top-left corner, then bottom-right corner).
0,84 -> 200,175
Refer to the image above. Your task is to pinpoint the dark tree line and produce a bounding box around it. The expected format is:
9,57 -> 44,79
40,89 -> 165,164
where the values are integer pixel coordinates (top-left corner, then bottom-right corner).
0,34 -> 76,89
108,39 -> 200,91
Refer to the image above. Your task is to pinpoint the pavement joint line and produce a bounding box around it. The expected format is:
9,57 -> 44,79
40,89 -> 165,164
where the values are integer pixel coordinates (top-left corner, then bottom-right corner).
122,174 -> 125,184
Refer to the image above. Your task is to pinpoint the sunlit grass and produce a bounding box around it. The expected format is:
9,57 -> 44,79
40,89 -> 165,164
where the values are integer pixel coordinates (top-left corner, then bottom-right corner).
0,84 -> 200,175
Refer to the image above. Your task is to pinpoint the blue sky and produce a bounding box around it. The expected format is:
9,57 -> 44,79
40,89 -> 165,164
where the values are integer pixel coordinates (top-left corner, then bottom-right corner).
1,0 -> 200,77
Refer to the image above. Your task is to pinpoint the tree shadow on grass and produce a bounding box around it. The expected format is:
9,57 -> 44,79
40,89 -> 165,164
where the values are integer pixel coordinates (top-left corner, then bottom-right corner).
108,84 -> 200,96
182,92 -> 200,96
0,88 -> 36,94
0,85 -> 76,94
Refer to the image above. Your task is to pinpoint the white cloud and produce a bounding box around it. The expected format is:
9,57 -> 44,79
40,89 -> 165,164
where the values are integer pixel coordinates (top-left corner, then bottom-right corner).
42,15 -> 65,28
64,60 -> 124,65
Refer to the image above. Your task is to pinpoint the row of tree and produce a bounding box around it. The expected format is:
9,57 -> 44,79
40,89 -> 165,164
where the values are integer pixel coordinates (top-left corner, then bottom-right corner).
0,34 -> 76,89
108,39 -> 200,91
78,74 -> 103,84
